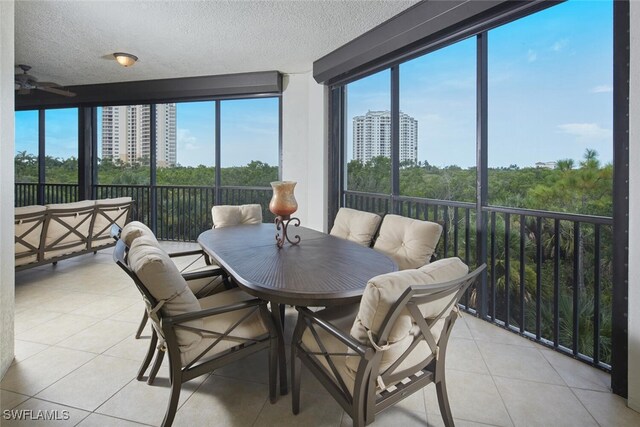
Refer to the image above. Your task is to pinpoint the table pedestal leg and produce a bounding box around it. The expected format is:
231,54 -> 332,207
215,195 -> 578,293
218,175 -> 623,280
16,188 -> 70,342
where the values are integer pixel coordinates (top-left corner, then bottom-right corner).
272,303 -> 288,395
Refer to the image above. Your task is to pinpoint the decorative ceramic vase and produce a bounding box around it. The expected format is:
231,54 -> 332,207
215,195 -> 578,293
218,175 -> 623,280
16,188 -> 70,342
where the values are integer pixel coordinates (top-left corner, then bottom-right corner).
269,181 -> 298,218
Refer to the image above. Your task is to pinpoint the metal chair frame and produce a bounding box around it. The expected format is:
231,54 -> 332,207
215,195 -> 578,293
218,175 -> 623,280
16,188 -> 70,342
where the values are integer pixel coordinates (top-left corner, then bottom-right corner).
110,225 -> 228,385
113,239 -> 279,427
291,264 -> 486,427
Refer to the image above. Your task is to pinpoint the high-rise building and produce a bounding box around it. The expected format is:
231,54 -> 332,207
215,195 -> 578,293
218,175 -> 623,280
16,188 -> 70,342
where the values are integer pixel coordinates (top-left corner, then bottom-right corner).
101,104 -> 177,167
353,110 -> 418,165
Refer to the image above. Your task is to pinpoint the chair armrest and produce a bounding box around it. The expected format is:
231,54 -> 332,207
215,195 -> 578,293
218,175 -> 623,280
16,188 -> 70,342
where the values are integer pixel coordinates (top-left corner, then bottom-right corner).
164,298 -> 265,326
182,268 -> 225,282
168,249 -> 206,258
296,307 -> 371,358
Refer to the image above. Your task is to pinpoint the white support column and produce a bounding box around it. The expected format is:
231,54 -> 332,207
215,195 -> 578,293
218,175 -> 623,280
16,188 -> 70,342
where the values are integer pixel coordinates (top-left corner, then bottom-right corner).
281,72 -> 328,232
0,0 -> 16,378
627,0 -> 640,412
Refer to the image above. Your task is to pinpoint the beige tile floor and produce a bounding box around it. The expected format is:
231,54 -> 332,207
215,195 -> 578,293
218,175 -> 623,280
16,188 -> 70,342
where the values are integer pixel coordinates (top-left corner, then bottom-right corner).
2,243 -> 640,427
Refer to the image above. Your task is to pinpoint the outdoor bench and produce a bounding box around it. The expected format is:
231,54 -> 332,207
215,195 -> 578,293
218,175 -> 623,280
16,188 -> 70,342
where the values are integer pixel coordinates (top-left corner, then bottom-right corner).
14,197 -> 133,271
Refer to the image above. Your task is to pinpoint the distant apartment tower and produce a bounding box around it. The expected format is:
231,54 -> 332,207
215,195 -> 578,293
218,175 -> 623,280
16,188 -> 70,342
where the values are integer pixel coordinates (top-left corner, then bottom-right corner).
101,104 -> 177,167
353,110 -> 418,164
535,161 -> 558,169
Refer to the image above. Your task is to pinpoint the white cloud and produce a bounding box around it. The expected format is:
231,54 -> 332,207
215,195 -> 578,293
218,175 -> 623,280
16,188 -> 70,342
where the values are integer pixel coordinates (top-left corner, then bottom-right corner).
551,39 -> 569,52
557,123 -> 611,140
177,128 -> 198,150
527,49 -> 537,63
590,84 -> 613,93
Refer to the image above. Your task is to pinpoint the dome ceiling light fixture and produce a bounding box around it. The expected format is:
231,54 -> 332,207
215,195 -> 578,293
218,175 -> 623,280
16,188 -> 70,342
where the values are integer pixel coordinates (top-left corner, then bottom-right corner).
113,52 -> 138,67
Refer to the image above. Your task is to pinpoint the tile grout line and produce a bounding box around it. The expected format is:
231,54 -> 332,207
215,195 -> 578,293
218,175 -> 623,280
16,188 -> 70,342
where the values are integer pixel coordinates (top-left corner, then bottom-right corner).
536,345 -> 603,426
467,317 -> 517,427
564,384 -> 604,427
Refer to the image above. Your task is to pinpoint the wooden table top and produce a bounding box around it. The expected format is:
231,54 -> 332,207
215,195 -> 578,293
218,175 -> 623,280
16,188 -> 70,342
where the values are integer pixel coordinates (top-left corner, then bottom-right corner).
197,224 -> 398,306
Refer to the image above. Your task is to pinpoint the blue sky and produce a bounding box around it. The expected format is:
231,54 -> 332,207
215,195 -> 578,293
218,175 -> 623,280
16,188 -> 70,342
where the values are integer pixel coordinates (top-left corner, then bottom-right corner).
347,0 -> 613,168
16,0 -> 612,170
16,99 -> 279,168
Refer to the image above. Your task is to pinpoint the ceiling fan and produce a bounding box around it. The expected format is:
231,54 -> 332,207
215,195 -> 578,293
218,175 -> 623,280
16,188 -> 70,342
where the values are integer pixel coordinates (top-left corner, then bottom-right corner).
14,65 -> 76,97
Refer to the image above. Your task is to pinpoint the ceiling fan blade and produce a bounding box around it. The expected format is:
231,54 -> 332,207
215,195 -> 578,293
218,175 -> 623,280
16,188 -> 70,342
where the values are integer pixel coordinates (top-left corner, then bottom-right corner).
37,85 -> 76,97
17,88 -> 31,95
36,81 -> 61,87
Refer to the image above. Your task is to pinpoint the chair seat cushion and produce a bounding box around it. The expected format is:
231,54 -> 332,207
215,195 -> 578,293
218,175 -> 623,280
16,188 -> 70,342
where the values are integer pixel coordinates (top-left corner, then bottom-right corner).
186,266 -> 226,297
300,305 -> 359,393
301,305 -> 436,395
329,208 -> 382,247
181,288 -> 269,366
373,214 -> 442,270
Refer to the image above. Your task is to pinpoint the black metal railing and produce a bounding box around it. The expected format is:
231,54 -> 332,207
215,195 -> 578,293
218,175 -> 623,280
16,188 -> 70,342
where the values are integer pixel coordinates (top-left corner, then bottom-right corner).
95,184 -> 273,241
15,183 -> 38,206
15,183 -> 612,369
15,182 -> 79,206
343,190 -> 613,370
15,183 -> 273,242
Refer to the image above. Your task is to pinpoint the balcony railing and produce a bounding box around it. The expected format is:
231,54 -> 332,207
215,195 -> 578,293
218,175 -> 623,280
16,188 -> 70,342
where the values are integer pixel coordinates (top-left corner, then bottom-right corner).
16,183 -> 273,242
343,190 -> 613,371
15,183 -> 79,206
15,183 -> 613,371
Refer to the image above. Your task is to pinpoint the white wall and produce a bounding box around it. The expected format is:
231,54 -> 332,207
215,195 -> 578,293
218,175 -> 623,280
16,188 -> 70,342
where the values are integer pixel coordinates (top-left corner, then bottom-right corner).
628,0 -> 640,412
281,72 -> 328,232
0,0 -> 15,379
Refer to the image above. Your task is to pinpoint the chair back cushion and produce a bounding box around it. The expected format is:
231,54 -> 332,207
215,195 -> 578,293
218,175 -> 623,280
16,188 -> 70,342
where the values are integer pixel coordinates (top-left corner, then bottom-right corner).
15,205 -> 47,266
329,208 -> 382,247
211,204 -> 262,228
346,257 -> 468,373
121,221 -> 158,247
43,200 -> 96,260
373,214 -> 442,270
127,235 -> 203,353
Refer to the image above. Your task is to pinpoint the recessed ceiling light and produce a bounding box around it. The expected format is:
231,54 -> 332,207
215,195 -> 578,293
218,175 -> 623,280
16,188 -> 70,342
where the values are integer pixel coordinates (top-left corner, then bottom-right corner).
113,52 -> 138,67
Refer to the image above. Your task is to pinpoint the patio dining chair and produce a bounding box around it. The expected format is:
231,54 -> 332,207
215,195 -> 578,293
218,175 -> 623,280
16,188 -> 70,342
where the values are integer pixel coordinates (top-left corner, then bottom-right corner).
114,236 -> 278,427
211,203 -> 263,228
291,258 -> 485,427
116,222 -> 228,336
113,222 -> 229,385
329,207 -> 382,247
373,214 -> 443,270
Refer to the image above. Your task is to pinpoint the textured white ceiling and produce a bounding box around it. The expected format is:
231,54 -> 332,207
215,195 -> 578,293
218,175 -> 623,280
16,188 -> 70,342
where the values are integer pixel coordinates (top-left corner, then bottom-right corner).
15,0 -> 418,86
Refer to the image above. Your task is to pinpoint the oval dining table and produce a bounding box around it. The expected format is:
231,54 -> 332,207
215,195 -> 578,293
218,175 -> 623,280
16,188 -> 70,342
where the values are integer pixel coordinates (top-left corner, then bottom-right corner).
197,223 -> 397,394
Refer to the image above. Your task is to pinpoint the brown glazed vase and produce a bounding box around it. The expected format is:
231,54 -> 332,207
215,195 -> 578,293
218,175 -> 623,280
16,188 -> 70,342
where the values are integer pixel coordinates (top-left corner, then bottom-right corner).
269,181 -> 298,217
